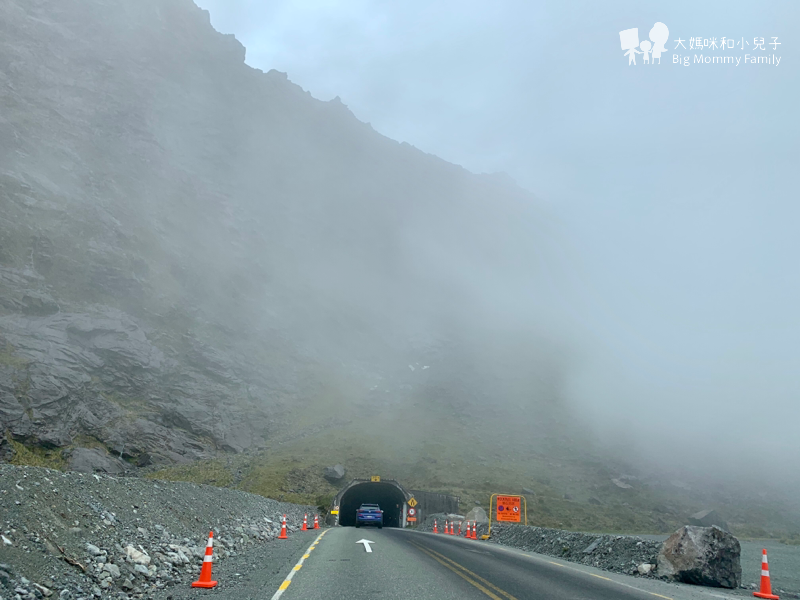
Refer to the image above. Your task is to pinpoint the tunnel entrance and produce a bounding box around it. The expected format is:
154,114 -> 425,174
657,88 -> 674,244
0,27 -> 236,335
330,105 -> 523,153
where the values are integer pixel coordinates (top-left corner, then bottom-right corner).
335,480 -> 410,528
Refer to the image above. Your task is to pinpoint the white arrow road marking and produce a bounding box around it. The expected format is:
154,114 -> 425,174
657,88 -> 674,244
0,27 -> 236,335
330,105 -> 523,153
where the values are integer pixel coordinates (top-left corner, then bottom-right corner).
356,539 -> 375,553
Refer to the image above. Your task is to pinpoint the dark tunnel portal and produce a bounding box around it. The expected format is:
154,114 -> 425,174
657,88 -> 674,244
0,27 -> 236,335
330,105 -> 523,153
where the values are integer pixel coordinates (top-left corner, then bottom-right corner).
339,482 -> 406,527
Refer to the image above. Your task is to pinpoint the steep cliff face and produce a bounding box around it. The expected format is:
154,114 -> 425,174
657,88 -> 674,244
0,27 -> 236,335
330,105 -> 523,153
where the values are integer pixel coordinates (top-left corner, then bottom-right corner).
0,0 -> 566,466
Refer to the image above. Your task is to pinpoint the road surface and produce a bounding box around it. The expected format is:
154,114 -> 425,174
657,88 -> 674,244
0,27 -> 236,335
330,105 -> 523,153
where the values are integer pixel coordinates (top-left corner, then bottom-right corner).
263,527 -> 750,600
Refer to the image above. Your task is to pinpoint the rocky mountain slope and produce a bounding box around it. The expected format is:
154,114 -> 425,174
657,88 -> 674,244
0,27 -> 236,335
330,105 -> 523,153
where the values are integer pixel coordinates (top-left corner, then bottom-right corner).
3,0 -> 799,541
0,0 -> 566,467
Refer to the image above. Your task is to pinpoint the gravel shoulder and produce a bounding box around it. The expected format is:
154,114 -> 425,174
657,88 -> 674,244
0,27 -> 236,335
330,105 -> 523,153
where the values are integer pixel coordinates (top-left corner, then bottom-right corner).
148,529 -> 324,600
0,464 -> 321,599
418,515 -> 800,599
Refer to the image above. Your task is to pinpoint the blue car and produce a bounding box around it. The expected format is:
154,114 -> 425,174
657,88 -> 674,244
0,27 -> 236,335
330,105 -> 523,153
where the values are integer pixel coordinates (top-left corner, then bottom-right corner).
355,503 -> 383,528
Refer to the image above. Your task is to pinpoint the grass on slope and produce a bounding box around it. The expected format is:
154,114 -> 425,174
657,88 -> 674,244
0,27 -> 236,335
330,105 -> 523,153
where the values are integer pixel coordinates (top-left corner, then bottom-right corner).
7,385 -> 793,538
147,396 -> 712,535
8,438 -> 66,470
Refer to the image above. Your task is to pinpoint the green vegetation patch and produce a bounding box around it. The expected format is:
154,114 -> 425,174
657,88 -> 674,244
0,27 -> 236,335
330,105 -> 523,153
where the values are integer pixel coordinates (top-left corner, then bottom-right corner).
147,459 -> 235,488
0,343 -> 30,369
8,438 -> 66,470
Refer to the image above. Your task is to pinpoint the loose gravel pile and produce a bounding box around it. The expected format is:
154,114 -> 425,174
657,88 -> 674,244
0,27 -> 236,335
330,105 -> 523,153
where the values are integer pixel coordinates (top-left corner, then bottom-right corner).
418,513 -> 661,577
0,465 -> 319,599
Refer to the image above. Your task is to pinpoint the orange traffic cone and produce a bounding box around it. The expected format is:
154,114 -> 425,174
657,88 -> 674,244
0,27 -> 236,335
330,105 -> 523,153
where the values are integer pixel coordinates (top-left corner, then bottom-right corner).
278,514 -> 289,539
457,521 -> 462,536
471,521 -> 478,540
449,521 -> 455,536
754,549 -> 779,599
302,514 -> 308,531
191,532 -> 218,588
465,521 -> 471,538
433,519 -> 439,534
314,514 -> 320,529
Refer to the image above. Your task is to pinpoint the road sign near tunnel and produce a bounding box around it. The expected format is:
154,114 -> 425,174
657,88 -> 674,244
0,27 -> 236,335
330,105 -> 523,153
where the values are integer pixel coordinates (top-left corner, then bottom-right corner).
496,495 -> 522,522
371,475 -> 381,482
407,497 -> 417,508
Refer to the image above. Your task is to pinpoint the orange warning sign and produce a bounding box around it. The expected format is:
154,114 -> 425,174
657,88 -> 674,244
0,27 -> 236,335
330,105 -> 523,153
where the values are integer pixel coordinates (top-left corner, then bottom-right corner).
496,495 -> 522,522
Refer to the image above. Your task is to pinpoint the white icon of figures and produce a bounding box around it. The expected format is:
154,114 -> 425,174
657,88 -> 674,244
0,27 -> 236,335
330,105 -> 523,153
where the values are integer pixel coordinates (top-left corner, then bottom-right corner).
649,22 -> 669,63
619,28 -> 641,65
620,23 -> 669,65
640,40 -> 652,64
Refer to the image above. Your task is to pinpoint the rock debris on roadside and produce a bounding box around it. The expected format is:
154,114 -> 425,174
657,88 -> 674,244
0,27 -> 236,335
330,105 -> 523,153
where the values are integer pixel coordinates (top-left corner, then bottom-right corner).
0,464 -> 319,599
419,513 -> 661,577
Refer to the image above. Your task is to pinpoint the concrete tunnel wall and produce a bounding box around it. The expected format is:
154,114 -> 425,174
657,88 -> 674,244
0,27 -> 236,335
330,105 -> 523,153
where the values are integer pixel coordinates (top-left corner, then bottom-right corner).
334,480 -> 410,527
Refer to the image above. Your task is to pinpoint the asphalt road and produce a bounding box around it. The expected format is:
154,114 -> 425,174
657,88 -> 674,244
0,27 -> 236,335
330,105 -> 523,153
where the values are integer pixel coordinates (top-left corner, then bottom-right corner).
266,527 -> 751,600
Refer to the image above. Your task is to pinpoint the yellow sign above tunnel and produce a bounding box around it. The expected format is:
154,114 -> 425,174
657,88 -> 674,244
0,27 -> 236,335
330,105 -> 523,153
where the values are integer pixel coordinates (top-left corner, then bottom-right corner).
407,497 -> 417,507
371,475 -> 381,482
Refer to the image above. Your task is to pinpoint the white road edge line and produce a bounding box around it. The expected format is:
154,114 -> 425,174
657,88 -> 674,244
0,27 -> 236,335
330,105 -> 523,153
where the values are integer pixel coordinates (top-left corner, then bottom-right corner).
503,548 -> 739,600
416,532 -> 740,600
270,529 -> 328,600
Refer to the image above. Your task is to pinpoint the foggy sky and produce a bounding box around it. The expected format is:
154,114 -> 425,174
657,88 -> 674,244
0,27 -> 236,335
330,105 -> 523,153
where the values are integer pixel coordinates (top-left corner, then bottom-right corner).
193,0 -> 799,477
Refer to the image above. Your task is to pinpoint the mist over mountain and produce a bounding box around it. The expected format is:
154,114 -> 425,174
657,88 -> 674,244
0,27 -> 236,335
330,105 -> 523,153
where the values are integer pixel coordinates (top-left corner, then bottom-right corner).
1,0 -> 798,536
0,0 -> 572,462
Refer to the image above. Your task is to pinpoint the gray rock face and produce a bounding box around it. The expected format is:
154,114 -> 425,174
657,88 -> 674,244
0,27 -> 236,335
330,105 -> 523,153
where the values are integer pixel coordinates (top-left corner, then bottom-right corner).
323,465 -> 346,481
656,526 -> 741,589
103,563 -> 121,579
0,0 -> 580,472
67,448 -> 127,474
464,506 -> 488,523
582,540 -> 600,554
688,509 -> 729,532
0,303 -> 270,463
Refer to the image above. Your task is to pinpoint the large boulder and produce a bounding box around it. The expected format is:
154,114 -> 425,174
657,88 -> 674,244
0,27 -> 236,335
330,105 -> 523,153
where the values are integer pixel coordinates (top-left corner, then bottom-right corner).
323,464 -> 346,481
67,447 -> 127,474
688,509 -> 729,532
465,506 -> 489,523
656,526 -> 741,588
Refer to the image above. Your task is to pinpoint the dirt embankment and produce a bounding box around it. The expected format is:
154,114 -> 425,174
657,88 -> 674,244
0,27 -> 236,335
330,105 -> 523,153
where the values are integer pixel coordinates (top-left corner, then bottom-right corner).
0,465 -> 319,599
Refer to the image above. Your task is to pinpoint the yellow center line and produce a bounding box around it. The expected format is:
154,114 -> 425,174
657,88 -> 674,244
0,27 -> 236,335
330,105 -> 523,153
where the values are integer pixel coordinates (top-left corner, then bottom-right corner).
269,529 -> 328,600
418,545 -> 519,600
411,544 -> 508,600
417,538 -> 676,600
